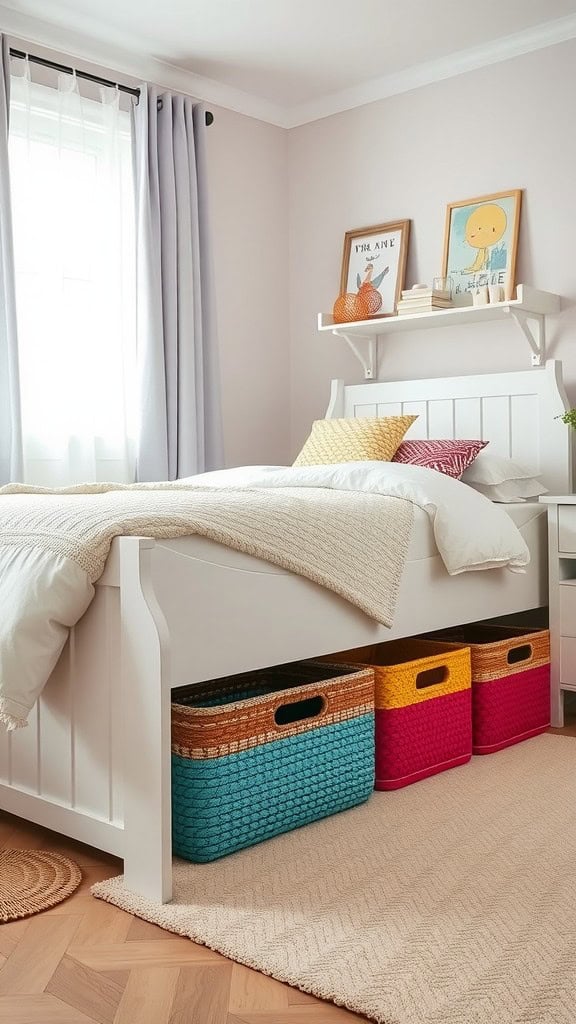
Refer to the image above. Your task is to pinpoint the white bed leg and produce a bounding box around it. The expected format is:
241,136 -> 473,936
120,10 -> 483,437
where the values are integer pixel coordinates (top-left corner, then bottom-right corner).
120,537 -> 173,903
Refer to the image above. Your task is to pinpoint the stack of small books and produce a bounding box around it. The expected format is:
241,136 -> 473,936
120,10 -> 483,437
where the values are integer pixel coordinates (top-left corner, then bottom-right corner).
396,287 -> 453,315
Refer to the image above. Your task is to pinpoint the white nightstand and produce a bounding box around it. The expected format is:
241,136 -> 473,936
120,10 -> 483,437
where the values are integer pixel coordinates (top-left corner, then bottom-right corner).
540,495 -> 576,727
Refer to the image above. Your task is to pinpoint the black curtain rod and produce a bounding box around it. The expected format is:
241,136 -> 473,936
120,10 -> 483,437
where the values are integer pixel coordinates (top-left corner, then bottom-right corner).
8,47 -> 214,125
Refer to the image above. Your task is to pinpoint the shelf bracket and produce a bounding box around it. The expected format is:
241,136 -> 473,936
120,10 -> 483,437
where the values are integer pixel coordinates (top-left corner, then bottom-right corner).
332,330 -> 376,379
509,309 -> 545,366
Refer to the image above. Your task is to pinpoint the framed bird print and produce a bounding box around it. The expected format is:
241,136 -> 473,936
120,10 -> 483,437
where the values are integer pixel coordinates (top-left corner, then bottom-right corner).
339,220 -> 410,317
442,189 -> 522,306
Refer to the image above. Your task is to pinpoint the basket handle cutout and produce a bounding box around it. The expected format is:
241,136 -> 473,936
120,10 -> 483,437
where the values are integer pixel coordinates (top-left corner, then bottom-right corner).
415,665 -> 448,690
507,643 -> 532,665
274,695 -> 325,726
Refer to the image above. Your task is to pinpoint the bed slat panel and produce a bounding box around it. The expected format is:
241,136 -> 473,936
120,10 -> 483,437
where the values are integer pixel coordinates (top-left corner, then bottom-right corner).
107,588 -> 123,826
0,727 -> 9,784
427,399 -> 455,438
376,402 -> 402,416
454,397 -> 483,440
402,401 -> 428,438
38,644 -> 73,806
353,403 -> 378,417
481,396 -> 511,457
70,589 -> 114,821
8,704 -> 40,794
510,394 -> 539,475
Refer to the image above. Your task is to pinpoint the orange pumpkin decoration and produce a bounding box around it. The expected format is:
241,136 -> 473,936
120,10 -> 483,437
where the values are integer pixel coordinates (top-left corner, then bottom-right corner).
358,283 -> 383,315
333,292 -> 370,324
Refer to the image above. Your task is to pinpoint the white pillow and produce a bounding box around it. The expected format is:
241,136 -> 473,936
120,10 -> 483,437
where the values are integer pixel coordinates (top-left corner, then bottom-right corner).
463,451 -> 539,485
462,452 -> 547,503
466,478 -> 548,503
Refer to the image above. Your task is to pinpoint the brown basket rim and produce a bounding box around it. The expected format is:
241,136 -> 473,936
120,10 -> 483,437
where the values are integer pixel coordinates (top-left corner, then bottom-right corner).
423,626 -> 549,648
338,640 -> 469,672
451,628 -> 549,650
171,662 -> 374,718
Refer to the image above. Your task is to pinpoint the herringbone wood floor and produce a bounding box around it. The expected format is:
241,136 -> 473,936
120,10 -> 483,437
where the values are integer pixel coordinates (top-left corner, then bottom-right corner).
0,813 -> 367,1024
2,709 -> 574,1024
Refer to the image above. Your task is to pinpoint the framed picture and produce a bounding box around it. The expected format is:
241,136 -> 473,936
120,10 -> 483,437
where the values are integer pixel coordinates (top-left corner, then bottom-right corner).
340,220 -> 410,317
442,189 -> 522,306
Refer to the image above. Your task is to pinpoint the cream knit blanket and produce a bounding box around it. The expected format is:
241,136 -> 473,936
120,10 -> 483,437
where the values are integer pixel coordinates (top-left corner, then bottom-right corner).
0,477 -> 414,728
0,480 -> 413,615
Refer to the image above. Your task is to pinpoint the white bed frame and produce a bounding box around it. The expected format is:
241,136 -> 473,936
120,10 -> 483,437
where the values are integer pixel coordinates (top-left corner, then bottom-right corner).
0,361 -> 571,903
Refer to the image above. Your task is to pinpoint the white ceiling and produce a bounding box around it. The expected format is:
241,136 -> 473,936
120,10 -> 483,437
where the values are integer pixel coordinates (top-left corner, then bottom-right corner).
3,0 -> 576,125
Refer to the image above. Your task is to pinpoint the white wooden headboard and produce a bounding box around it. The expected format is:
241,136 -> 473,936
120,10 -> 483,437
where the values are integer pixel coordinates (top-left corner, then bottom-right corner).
325,360 -> 572,494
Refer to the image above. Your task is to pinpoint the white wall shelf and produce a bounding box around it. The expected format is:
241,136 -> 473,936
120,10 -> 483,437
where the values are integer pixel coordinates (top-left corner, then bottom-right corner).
318,284 -> 561,379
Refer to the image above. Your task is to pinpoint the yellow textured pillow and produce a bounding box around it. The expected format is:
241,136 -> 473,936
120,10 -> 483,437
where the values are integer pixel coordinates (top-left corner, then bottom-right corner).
293,415 -> 418,467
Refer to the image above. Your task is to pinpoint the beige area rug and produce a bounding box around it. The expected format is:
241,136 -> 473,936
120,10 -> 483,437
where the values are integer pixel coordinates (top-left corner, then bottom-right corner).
93,735 -> 576,1024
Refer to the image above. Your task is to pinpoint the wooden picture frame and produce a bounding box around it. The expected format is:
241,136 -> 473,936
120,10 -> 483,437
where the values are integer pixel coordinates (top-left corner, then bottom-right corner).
442,189 -> 522,306
340,220 -> 410,317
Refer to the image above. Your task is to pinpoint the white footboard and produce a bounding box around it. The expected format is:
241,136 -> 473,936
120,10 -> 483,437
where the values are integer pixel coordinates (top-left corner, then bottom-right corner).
0,537 -> 174,901
0,579 -> 125,854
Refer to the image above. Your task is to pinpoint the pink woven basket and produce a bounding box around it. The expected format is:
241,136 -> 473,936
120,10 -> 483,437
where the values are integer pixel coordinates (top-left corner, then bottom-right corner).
327,639 -> 473,790
423,625 -> 550,755
472,664 -> 550,754
375,689 -> 472,790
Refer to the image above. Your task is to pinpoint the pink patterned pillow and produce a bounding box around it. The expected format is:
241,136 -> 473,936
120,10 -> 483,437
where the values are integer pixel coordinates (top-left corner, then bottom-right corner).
393,439 -> 488,479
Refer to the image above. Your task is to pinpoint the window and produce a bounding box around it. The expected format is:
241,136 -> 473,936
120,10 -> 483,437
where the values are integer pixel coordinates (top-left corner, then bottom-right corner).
8,69 -> 137,485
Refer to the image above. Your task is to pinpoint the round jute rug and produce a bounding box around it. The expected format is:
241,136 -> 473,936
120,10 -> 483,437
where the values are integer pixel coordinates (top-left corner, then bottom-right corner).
0,849 -> 82,921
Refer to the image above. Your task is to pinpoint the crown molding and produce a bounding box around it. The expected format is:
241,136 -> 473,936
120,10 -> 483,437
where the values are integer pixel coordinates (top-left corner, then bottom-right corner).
1,5 -> 576,129
0,3 -> 287,126
285,13 -> 576,127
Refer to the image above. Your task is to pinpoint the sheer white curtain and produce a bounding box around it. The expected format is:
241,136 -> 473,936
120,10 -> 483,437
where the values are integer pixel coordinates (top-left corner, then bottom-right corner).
8,63 -> 137,486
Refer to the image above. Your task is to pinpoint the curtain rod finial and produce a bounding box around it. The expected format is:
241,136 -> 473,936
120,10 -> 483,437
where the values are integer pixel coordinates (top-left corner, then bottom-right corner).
205,110 -> 214,126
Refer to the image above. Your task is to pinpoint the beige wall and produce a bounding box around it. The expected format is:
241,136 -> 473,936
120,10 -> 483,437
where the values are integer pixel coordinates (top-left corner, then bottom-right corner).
288,40 -> 576,456
206,105 -> 290,467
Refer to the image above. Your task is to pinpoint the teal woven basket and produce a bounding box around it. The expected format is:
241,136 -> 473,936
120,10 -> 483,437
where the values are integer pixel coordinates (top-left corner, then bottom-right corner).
171,661 -> 375,863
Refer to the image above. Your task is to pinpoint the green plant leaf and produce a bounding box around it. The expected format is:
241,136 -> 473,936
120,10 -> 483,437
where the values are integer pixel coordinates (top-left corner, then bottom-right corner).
556,409 -> 576,429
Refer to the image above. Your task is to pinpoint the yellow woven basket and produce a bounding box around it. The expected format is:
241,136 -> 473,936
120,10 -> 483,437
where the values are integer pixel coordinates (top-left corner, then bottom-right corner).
323,639 -> 471,711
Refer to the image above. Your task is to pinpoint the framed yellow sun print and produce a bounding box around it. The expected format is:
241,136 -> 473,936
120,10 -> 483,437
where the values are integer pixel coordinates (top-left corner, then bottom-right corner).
442,190 -> 522,306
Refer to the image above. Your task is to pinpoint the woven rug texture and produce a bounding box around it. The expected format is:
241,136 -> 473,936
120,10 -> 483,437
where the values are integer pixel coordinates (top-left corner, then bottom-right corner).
93,734 -> 576,1024
0,849 -> 81,921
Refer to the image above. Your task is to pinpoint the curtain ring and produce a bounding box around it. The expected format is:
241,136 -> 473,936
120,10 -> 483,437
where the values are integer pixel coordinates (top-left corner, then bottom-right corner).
157,97 -> 163,111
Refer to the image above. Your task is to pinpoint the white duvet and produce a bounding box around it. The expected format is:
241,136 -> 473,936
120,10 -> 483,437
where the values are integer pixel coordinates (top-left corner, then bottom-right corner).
190,462 -> 530,575
0,462 -> 529,730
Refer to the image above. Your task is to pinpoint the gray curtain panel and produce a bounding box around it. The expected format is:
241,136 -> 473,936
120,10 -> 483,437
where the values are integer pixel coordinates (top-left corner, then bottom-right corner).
0,36 -> 23,484
133,85 -> 223,481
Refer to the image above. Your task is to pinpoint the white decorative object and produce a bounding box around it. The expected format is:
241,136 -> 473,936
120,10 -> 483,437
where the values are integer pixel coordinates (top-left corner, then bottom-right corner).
488,284 -> 503,303
0,362 -> 570,903
433,275 -> 453,297
472,286 -> 489,306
